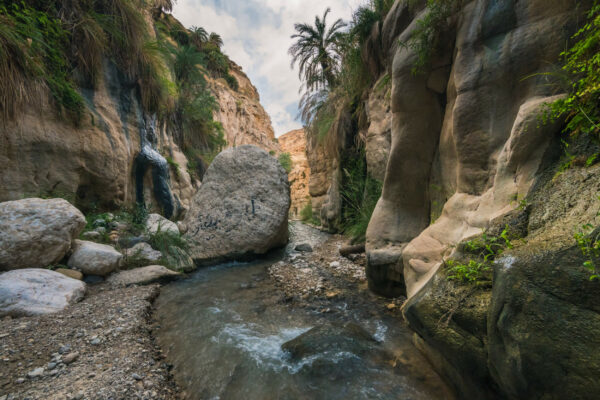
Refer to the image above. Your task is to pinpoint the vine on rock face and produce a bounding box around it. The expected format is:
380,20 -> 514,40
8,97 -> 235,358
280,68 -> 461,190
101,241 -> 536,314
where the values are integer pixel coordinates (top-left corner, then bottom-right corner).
544,1 -> 600,140
403,0 -> 463,75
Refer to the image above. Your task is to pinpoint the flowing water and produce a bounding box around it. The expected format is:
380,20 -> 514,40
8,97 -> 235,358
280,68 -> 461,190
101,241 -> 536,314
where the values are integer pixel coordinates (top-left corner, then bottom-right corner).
155,224 -> 453,400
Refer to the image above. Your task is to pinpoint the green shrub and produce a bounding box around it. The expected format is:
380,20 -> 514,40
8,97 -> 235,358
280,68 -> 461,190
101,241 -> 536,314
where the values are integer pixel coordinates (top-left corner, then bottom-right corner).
575,225 -> 600,281
0,2 -> 84,120
224,73 -> 239,91
402,0 -> 463,75
300,201 -> 320,225
446,259 -> 490,283
340,153 -> 382,241
544,2 -> 600,141
446,227 -> 513,284
278,152 -> 293,173
147,225 -> 190,271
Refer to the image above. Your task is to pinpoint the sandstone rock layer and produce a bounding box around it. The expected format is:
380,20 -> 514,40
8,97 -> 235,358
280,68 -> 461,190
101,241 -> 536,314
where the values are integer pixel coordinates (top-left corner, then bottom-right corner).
278,129 -> 311,219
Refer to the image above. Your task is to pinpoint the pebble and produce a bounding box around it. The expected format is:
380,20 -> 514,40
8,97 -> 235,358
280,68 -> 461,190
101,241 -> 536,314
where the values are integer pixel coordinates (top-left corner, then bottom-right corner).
27,367 -> 44,378
132,373 -> 143,381
62,352 -> 79,364
73,392 -> 84,400
58,344 -> 71,354
15,378 -> 25,384
47,362 -> 57,370
330,261 -> 340,268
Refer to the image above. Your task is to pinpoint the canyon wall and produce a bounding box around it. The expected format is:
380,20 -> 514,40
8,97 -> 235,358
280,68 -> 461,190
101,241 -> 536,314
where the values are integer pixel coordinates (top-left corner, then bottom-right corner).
359,0 -> 600,398
210,62 -> 279,153
278,129 -> 311,218
0,20 -> 276,219
303,0 -> 600,398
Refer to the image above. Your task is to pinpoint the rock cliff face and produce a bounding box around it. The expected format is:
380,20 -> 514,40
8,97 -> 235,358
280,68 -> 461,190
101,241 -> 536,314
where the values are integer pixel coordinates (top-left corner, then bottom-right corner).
210,63 -> 279,153
278,129 -> 311,218
347,0 -> 600,398
366,0 -> 581,300
0,22 -> 276,219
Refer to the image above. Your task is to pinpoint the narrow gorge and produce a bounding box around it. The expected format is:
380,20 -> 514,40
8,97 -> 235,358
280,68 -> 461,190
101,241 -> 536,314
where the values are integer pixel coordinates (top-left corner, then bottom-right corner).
1,0 -> 599,399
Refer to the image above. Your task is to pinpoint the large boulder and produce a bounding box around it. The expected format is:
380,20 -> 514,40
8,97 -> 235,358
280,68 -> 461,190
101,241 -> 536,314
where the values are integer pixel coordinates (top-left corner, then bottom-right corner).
184,145 -> 290,264
67,240 -> 123,276
107,265 -> 180,287
0,269 -> 86,317
0,198 -> 86,271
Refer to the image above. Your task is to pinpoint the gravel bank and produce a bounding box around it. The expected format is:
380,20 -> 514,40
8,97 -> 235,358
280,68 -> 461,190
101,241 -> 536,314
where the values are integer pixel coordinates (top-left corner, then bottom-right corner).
0,284 -> 180,400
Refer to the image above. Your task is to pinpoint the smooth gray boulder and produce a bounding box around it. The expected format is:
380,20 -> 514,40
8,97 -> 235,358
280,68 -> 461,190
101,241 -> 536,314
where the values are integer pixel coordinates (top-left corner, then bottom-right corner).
184,145 -> 290,264
0,269 -> 86,317
0,198 -> 86,271
67,240 -> 122,276
146,214 -> 179,235
107,265 -> 180,286
123,242 -> 162,264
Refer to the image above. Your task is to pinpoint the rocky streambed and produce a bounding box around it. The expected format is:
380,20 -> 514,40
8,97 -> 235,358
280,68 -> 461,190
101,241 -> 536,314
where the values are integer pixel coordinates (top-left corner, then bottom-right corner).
0,221 -> 454,399
153,223 -> 455,400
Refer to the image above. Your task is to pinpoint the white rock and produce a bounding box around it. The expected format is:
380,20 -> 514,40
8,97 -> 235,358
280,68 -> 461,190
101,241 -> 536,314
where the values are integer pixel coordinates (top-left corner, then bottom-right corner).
107,265 -> 180,286
146,214 -> 179,235
27,367 -> 44,378
68,240 -> 122,276
0,269 -> 86,317
0,198 -> 85,271
123,243 -> 162,264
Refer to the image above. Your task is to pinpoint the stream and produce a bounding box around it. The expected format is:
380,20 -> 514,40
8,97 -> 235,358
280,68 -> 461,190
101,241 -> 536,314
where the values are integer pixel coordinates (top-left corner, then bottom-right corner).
154,223 -> 453,400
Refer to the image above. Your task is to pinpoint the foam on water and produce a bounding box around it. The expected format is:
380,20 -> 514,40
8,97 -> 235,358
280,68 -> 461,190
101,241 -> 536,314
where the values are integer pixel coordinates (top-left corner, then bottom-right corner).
374,321 -> 388,343
210,323 -> 361,374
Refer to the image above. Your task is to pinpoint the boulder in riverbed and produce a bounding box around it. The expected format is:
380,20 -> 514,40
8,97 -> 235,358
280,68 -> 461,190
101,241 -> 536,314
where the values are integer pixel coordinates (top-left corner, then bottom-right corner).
0,269 -> 86,317
67,240 -> 122,276
107,265 -> 181,286
122,242 -> 162,265
282,323 -> 376,360
0,198 -> 86,271
184,145 -> 290,264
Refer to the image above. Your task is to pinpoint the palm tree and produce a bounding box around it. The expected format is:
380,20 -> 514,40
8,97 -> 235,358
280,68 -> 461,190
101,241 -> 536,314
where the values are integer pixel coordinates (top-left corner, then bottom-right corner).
208,32 -> 223,49
190,26 -> 208,49
172,45 -> 205,85
289,7 -> 346,90
153,0 -> 174,13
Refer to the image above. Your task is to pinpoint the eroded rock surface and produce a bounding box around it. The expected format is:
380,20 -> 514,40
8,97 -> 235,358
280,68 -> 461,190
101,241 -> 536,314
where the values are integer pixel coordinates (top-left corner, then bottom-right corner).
0,269 -> 86,317
184,145 -> 290,264
279,129 -> 311,218
366,0 -> 580,298
211,63 -> 279,153
0,198 -> 86,271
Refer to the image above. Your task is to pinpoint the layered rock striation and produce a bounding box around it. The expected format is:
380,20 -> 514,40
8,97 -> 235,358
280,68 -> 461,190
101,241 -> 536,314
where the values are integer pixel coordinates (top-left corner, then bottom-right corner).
278,129 -> 311,218
210,63 -> 279,153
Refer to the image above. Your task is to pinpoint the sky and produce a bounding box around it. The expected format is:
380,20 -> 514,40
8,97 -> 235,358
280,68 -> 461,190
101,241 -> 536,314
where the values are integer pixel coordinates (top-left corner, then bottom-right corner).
172,0 -> 362,137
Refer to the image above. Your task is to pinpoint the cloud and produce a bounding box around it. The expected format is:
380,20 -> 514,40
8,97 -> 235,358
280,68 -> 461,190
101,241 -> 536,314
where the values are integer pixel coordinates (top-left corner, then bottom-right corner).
172,0 -> 361,136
